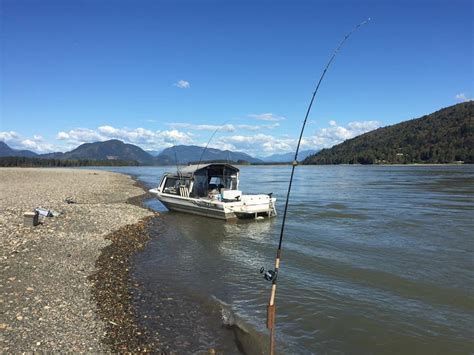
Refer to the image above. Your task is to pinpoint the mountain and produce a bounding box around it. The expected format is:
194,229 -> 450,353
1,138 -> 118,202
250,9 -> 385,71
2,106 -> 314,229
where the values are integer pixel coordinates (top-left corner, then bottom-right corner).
157,145 -> 263,164
0,140 -> 263,165
304,102 -> 473,165
0,141 -> 39,157
146,150 -> 162,157
40,152 -> 66,159
60,139 -> 155,164
261,149 -> 319,163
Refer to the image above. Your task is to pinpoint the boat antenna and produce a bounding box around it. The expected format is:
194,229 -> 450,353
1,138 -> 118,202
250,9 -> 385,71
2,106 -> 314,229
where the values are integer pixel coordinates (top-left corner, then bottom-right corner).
196,120 -> 230,171
263,19 -> 370,355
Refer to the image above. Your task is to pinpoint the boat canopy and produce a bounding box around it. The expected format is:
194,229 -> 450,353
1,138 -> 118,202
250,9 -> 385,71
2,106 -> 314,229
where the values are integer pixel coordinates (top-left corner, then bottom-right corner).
162,163 -> 240,198
175,163 -> 239,177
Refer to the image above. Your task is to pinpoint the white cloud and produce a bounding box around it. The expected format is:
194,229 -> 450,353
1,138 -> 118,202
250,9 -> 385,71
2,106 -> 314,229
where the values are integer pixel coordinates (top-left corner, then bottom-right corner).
1,118 -> 381,156
347,120 -> 380,132
1,131 -> 57,153
168,123 -> 236,132
55,125 -> 194,151
56,131 -> 70,140
207,119 -> 380,157
167,122 -> 280,132
455,93 -> 471,102
238,123 -> 280,131
97,126 -> 158,142
174,80 -> 191,89
159,129 -> 193,143
214,133 -> 294,156
248,113 -> 286,121
0,131 -> 21,142
55,128 -> 104,143
20,139 -> 40,150
300,120 -> 380,151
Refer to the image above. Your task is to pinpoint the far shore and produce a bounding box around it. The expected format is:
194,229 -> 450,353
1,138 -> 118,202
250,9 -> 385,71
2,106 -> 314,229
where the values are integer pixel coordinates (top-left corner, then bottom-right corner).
0,168 -> 157,352
1,161 -> 471,169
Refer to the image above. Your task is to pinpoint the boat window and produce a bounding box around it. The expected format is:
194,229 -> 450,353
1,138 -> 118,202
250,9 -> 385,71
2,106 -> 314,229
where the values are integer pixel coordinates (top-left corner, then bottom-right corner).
163,177 -> 179,195
209,176 -> 223,189
164,177 -> 192,196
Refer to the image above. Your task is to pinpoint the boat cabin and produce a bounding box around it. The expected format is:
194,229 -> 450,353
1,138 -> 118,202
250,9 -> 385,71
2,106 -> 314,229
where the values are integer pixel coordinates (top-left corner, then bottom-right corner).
159,163 -> 240,200
151,162 -> 276,219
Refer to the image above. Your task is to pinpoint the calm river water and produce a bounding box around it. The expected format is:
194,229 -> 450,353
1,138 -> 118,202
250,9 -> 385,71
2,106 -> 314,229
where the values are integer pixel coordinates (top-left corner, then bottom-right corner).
99,165 -> 474,354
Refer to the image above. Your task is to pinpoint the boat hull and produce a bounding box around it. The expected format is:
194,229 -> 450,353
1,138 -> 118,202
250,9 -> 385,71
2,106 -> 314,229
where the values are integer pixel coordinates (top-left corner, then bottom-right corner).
150,189 -> 276,220
159,197 -> 234,220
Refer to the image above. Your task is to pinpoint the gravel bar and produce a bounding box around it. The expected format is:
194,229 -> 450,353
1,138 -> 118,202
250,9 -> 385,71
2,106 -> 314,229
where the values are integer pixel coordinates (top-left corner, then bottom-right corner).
0,168 -> 157,352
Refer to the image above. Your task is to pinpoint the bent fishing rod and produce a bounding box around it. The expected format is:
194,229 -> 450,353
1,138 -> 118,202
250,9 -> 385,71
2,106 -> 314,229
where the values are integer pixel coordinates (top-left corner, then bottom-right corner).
261,19 -> 370,355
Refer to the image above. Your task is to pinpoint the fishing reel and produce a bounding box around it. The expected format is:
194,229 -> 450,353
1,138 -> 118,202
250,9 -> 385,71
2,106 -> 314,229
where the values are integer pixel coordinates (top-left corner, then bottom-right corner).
260,267 -> 277,282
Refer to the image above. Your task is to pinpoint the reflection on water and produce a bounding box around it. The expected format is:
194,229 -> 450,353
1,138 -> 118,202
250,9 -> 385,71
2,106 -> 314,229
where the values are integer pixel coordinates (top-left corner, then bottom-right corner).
98,165 -> 474,354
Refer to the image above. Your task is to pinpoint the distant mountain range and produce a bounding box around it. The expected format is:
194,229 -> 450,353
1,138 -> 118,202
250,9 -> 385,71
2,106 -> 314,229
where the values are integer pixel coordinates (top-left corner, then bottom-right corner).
260,149 -> 319,163
0,141 -> 38,158
303,102 -> 473,164
146,150 -> 162,157
5,103 -> 470,166
0,139 -> 155,164
156,145 -> 263,164
50,139 -> 155,165
0,140 -> 265,165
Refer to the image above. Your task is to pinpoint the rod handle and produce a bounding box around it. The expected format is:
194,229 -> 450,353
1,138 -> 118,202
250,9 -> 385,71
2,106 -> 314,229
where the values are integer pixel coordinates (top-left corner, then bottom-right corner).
267,304 -> 276,329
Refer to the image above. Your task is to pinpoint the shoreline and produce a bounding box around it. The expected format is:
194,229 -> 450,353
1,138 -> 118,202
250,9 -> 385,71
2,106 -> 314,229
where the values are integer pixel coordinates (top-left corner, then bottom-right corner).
88,178 -> 165,352
0,168 -> 156,352
88,215 -> 160,352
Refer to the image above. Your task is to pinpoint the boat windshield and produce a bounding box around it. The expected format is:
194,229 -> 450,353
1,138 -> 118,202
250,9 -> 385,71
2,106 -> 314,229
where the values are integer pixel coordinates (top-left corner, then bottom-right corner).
163,177 -> 192,196
162,164 -> 239,198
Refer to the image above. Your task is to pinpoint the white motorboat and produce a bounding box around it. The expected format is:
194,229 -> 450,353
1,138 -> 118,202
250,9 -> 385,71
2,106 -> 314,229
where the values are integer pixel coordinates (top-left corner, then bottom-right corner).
149,163 -> 277,220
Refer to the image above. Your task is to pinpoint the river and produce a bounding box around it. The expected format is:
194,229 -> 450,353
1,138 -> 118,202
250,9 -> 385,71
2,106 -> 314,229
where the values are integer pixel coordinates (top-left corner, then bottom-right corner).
97,165 -> 474,354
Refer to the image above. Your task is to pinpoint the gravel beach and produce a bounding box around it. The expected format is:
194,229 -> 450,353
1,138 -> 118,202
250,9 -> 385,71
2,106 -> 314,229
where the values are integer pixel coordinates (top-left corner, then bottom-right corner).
0,168 -> 155,352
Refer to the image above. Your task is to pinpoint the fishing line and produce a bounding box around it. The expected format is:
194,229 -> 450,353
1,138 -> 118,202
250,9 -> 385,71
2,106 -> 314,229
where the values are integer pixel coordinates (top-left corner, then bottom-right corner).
262,18 -> 370,355
196,120 -> 231,170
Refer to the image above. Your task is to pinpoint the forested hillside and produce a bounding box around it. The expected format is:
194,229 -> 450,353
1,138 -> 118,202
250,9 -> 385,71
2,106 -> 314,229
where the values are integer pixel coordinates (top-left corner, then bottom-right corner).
304,102 -> 473,164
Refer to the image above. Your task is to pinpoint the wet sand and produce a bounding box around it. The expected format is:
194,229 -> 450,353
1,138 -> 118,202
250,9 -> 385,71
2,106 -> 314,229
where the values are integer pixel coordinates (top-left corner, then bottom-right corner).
0,168 -> 157,352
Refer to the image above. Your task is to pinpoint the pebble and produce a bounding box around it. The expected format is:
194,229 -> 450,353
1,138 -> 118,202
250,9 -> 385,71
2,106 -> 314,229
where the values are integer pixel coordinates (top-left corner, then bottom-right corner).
0,168 -> 155,352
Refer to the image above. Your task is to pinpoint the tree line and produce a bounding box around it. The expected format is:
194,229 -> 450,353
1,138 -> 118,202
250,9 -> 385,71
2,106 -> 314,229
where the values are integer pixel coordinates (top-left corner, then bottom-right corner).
0,156 -> 140,167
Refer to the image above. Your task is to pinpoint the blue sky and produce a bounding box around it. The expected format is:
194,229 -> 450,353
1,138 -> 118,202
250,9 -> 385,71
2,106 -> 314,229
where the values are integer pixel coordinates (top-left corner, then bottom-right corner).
1,0 -> 472,156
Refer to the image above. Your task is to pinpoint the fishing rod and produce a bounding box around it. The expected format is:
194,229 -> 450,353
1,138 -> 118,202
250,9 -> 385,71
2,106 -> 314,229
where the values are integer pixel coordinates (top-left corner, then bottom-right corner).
195,120 -> 231,170
261,19 -> 370,355
173,145 -> 182,178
